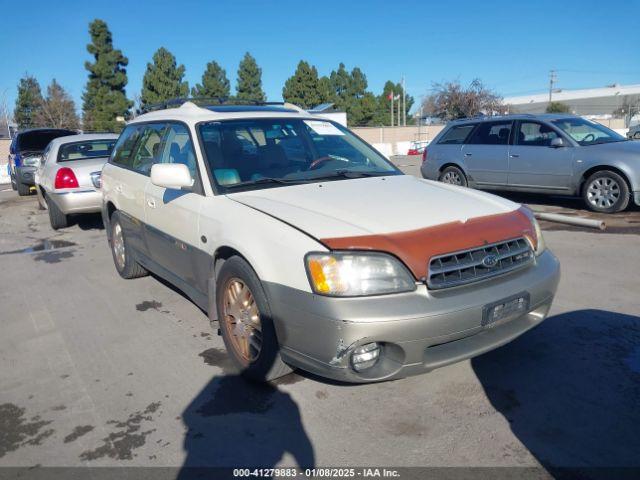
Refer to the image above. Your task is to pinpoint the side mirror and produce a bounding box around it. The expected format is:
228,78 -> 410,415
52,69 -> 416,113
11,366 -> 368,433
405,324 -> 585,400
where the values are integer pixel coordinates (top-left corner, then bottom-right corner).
550,137 -> 565,148
150,163 -> 194,190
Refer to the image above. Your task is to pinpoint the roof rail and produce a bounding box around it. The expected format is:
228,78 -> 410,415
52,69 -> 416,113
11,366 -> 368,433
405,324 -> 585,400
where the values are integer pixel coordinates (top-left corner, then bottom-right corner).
140,97 -> 304,114
450,112 -> 537,123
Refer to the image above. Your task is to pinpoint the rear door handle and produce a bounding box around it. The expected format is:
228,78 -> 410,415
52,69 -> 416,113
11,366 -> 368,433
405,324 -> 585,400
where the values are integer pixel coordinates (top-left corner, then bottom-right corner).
147,198 -> 156,208
464,153 -> 473,157
510,154 -> 520,158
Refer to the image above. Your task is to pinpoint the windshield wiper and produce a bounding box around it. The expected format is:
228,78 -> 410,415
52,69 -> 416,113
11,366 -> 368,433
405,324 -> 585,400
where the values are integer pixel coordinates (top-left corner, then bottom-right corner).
223,177 -> 302,190
305,169 -> 393,181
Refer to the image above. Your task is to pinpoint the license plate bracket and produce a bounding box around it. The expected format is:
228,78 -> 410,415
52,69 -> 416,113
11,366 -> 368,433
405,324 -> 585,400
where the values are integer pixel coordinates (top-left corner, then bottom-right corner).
482,292 -> 530,328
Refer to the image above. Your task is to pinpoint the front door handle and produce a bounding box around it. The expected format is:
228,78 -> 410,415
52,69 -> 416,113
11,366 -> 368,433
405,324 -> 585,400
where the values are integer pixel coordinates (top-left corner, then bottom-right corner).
509,154 -> 520,158
147,198 -> 156,208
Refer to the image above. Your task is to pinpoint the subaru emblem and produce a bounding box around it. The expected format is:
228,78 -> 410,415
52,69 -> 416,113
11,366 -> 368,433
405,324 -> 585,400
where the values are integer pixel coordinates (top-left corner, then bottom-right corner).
482,254 -> 499,268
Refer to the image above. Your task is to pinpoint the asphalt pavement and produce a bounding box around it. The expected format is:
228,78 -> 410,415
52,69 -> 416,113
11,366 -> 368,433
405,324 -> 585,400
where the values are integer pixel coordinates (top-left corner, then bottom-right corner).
1,179 -> 639,476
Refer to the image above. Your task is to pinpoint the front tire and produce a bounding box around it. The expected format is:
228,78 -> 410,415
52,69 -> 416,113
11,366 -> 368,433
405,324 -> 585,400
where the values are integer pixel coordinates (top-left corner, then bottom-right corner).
110,211 -> 148,279
46,196 -> 69,230
582,170 -> 630,213
216,256 -> 292,382
439,166 -> 468,187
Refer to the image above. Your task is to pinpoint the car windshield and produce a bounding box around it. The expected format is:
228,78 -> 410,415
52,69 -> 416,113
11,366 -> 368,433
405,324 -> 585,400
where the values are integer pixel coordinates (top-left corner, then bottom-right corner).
58,139 -> 116,162
16,130 -> 76,152
551,118 -> 625,146
198,118 -> 400,192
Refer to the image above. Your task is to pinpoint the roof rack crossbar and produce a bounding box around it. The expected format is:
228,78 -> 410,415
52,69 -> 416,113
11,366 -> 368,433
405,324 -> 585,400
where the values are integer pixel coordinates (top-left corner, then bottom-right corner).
141,97 -> 298,113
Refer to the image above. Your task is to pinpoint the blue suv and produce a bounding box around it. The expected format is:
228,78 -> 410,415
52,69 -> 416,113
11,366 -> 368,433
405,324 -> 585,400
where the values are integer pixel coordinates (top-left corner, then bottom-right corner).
9,128 -> 76,196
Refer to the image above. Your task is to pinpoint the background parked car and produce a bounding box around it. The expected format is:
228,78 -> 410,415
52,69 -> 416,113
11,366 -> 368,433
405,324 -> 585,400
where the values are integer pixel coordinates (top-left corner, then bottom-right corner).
421,114 -> 640,213
627,124 -> 640,140
407,140 -> 429,156
34,133 -> 118,229
8,128 -> 77,195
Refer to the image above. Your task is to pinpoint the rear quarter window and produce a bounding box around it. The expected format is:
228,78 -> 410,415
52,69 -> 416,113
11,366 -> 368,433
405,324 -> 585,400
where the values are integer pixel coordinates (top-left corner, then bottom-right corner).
110,125 -> 142,169
438,124 -> 475,145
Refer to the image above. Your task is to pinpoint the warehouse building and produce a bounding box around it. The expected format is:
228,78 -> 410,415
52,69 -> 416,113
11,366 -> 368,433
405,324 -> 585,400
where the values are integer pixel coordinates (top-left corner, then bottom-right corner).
505,83 -> 640,120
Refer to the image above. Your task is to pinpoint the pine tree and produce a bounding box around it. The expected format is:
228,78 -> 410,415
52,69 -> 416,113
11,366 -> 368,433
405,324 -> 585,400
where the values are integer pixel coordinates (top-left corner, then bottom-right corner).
140,47 -> 189,109
191,61 -> 230,99
35,80 -> 79,129
236,52 -> 266,102
82,19 -> 132,132
282,61 -> 325,109
14,75 -> 43,129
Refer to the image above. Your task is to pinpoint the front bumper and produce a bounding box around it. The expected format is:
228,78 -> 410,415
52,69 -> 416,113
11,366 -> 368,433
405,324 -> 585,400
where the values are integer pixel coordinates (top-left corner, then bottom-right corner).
49,189 -> 103,215
16,166 -> 37,186
266,250 -> 560,383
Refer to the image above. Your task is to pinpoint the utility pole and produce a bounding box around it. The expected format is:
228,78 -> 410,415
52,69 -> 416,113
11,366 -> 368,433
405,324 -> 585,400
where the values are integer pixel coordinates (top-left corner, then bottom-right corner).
397,94 -> 401,127
548,69 -> 557,103
402,77 -> 406,126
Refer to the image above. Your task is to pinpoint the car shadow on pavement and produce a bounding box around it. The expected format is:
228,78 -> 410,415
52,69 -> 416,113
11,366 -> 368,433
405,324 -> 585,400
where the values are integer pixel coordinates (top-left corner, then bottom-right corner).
177,373 -> 315,478
472,309 -> 640,475
74,213 -> 104,231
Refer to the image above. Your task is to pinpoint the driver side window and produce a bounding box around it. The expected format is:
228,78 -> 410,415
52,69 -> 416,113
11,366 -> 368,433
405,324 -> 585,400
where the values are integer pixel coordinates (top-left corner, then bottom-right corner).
517,122 -> 559,147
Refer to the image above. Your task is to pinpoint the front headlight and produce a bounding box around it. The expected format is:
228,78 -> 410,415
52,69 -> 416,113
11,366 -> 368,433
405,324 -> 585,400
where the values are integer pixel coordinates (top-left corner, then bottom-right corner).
305,252 -> 416,297
23,156 -> 41,167
521,207 -> 546,256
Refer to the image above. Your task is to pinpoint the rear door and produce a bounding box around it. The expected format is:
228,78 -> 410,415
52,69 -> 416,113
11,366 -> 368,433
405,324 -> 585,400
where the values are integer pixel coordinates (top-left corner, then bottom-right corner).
508,121 -> 574,191
144,122 -> 204,289
461,121 -> 513,186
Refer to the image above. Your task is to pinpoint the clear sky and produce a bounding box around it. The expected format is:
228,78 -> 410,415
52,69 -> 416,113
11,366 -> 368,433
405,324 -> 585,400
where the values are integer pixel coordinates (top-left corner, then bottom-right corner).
1,0 -> 639,114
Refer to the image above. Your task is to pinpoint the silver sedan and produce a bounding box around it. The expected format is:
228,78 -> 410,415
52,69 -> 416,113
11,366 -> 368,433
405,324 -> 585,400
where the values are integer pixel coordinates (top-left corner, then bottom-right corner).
35,133 -> 118,230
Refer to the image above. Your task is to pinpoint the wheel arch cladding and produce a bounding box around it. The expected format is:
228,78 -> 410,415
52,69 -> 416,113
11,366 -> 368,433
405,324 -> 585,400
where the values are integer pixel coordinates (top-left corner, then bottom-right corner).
208,246 -> 253,322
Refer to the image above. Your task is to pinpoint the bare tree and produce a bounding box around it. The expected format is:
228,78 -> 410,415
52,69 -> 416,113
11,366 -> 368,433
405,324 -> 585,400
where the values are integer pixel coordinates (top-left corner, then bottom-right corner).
422,79 -> 503,121
35,80 -> 79,129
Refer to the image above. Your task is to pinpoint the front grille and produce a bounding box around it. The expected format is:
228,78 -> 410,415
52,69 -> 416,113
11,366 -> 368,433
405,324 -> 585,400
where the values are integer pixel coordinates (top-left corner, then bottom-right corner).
427,237 -> 534,289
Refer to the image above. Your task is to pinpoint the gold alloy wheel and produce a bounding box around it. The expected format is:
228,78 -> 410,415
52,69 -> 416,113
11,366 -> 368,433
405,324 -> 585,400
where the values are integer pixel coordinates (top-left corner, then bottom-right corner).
222,278 -> 262,362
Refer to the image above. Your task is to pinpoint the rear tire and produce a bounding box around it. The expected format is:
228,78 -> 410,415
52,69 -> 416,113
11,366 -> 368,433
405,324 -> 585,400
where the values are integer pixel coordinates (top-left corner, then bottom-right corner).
439,166 -> 468,187
110,211 -> 148,279
582,170 -> 629,213
17,182 -> 31,196
46,196 -> 69,230
215,256 -> 292,382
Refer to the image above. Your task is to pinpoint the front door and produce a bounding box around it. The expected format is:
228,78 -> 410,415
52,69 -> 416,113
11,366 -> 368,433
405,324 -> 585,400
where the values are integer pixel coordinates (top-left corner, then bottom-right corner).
508,121 -> 574,191
144,123 -> 204,290
461,121 -> 513,187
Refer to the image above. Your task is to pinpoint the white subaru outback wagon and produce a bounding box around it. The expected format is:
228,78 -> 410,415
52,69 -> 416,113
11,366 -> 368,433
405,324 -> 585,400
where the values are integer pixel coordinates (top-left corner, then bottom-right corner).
101,100 -> 560,383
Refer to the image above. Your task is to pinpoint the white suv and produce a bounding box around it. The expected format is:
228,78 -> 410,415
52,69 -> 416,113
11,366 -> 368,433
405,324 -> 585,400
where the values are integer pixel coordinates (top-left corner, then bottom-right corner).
101,100 -> 560,382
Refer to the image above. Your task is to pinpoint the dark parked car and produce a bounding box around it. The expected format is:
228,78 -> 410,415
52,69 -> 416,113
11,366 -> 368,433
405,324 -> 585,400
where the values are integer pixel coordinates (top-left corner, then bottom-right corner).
421,114 -> 640,213
8,128 -> 77,195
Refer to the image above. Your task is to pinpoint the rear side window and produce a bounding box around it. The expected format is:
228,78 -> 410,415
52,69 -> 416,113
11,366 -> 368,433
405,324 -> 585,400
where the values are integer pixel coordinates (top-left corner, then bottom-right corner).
468,121 -> 513,145
58,139 -> 116,162
438,125 -> 475,145
130,124 -> 167,176
110,125 -> 142,168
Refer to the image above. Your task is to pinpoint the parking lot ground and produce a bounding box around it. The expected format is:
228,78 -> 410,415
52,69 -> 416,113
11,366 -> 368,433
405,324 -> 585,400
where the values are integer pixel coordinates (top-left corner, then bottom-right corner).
1,184 -> 640,475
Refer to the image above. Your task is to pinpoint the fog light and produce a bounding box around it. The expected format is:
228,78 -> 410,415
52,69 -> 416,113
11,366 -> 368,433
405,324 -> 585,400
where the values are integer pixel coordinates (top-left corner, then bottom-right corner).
350,342 -> 381,371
